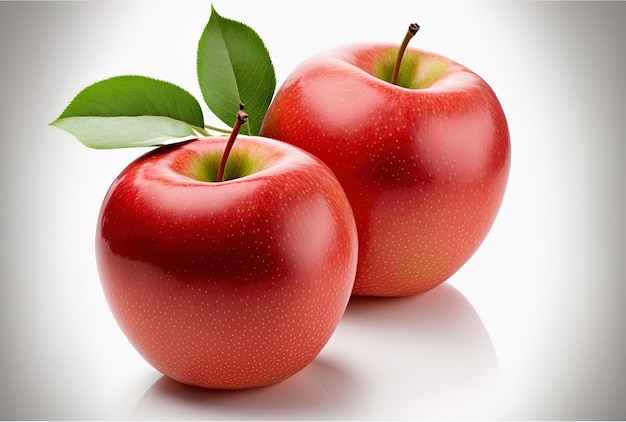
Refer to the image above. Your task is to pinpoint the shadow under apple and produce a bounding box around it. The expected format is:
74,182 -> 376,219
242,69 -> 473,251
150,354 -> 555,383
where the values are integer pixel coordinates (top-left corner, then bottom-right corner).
336,282 -> 499,419
131,352 -> 365,420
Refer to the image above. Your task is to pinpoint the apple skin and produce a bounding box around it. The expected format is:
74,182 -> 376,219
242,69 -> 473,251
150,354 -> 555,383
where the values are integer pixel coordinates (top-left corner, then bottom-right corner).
95,136 -> 358,389
260,43 -> 510,296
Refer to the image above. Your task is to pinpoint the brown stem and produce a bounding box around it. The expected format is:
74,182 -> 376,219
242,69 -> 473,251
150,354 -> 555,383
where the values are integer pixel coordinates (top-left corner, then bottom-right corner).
216,103 -> 248,182
391,23 -> 420,85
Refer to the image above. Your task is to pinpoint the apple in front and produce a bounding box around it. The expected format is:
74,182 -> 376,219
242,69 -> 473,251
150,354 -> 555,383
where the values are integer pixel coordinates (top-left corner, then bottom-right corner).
95,136 -> 358,389
260,43 -> 510,296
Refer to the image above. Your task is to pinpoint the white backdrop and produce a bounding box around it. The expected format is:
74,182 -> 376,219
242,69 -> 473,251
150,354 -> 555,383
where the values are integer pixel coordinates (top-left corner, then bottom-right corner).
1,1 -> 625,419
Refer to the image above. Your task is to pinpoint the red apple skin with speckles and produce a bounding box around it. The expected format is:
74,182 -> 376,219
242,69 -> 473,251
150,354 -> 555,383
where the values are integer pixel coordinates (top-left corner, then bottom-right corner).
260,44 -> 510,297
96,136 -> 358,389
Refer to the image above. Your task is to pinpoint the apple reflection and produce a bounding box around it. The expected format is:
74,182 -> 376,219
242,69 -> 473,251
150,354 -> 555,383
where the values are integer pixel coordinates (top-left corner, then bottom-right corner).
132,283 -> 497,420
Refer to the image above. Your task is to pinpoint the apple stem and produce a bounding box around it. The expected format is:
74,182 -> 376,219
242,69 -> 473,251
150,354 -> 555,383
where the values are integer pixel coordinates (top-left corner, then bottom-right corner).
216,103 -> 248,182
391,23 -> 420,85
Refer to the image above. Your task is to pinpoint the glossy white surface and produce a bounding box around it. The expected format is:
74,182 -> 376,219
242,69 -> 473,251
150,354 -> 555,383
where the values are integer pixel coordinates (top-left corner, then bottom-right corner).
1,1 -> 625,419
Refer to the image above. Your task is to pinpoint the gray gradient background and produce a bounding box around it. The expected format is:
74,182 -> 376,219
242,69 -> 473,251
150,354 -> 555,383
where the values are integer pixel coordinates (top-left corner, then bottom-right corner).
1,0 -> 625,419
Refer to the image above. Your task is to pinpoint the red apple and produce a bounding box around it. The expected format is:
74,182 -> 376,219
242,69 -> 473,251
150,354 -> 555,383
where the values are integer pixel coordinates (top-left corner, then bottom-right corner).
260,42 -> 510,296
95,135 -> 358,389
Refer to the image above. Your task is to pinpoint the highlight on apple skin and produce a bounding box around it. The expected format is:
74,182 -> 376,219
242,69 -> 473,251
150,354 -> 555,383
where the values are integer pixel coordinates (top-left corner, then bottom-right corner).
95,136 -> 358,389
260,43 -> 511,297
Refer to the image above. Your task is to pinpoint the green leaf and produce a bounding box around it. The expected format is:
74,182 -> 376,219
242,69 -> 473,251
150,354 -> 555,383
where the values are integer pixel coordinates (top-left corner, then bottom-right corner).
52,116 -> 197,149
51,75 -> 205,148
197,5 -> 275,135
